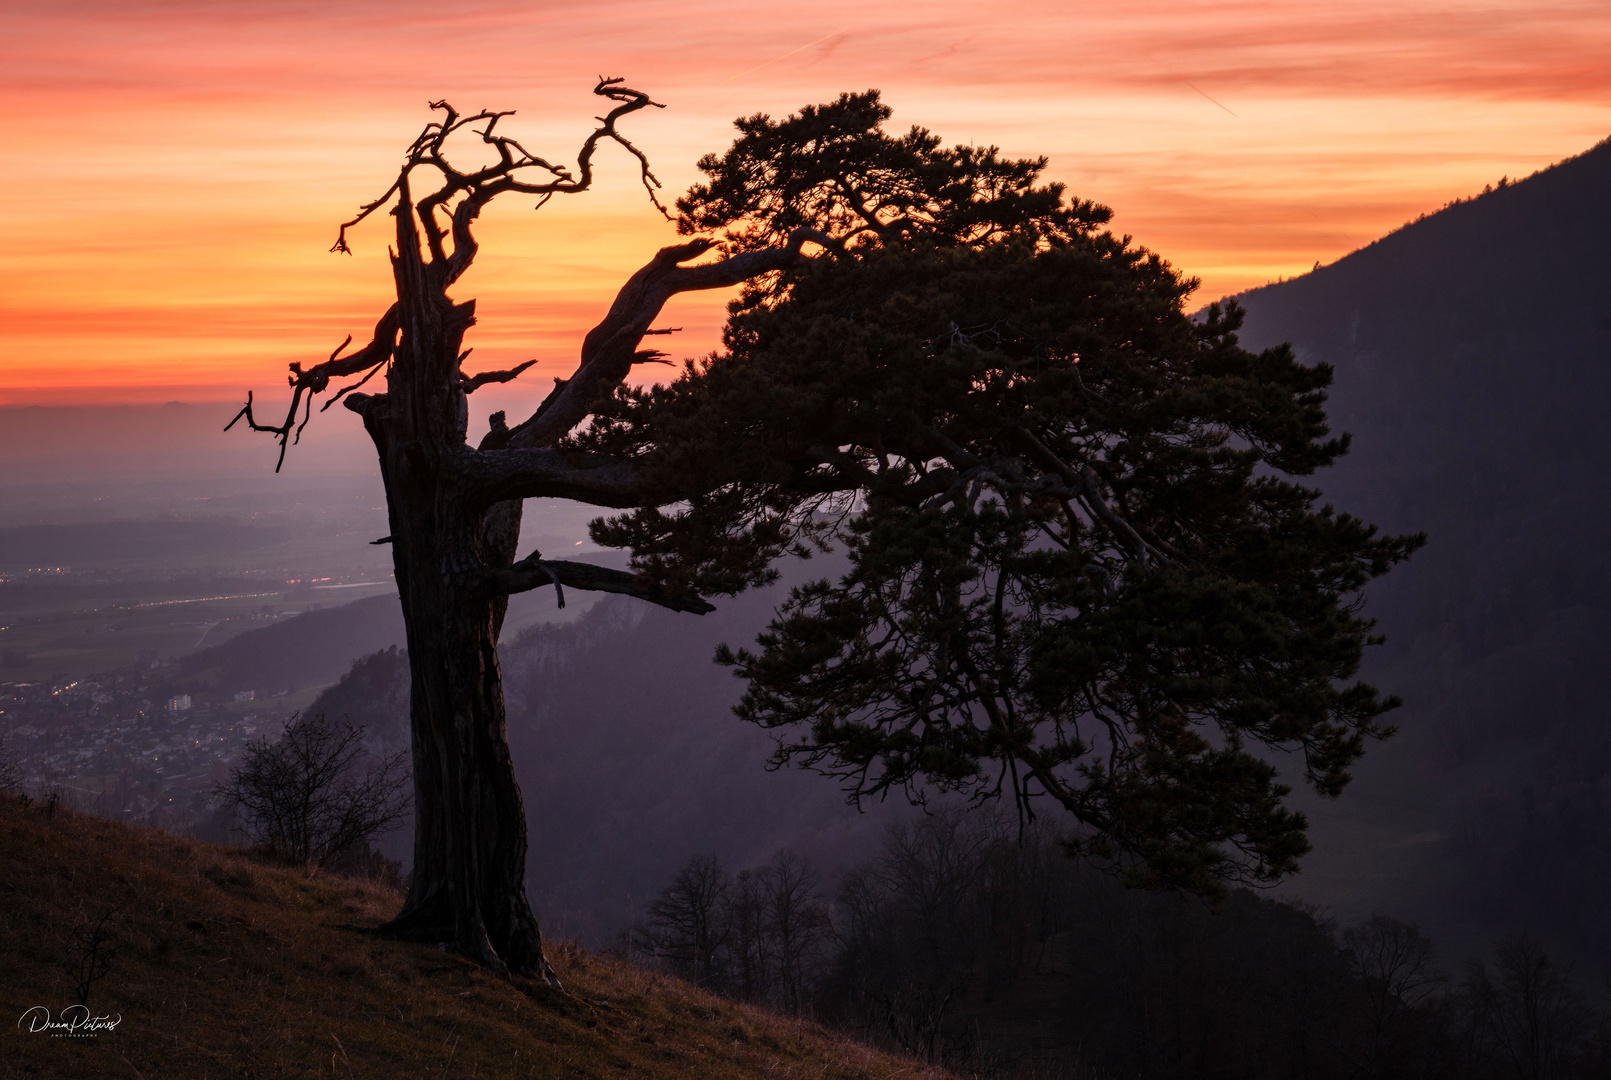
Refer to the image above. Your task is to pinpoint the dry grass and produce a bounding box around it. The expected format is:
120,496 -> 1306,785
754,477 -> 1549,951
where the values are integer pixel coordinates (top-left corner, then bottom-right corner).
0,796 -> 949,1080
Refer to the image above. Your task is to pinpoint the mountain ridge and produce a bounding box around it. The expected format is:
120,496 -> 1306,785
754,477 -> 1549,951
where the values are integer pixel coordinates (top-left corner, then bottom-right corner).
1228,133 -> 1611,970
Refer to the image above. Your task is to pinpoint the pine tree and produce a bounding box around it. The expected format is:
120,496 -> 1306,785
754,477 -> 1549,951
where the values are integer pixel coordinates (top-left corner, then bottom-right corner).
584,91 -> 1423,896
235,85 -> 1419,980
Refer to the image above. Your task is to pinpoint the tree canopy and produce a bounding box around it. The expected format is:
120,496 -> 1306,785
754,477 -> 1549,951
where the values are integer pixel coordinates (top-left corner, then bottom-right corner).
581,91 -> 1422,897
229,85 -> 1420,978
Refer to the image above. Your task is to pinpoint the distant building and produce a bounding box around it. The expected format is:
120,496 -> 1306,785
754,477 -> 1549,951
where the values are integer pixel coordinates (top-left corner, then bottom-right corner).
166,695 -> 192,713
233,690 -> 255,702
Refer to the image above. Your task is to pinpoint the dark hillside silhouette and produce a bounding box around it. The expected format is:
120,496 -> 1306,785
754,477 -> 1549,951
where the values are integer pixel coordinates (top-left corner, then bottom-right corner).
174,593 -> 405,694
1231,137 -> 1611,971
501,589 -> 902,943
313,586 -> 903,944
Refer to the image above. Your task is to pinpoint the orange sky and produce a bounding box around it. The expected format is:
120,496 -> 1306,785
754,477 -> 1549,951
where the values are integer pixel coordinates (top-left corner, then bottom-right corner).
1,0 -> 1607,407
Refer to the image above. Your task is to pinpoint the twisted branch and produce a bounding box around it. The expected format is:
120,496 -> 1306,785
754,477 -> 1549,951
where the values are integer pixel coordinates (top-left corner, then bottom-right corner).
225,306 -> 399,471
331,77 -> 668,290
235,79 -> 667,471
509,226 -> 837,448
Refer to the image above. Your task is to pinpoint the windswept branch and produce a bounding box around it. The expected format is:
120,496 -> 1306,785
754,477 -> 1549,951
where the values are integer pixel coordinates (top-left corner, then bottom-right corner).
510,226 -> 837,447
476,552 -> 715,614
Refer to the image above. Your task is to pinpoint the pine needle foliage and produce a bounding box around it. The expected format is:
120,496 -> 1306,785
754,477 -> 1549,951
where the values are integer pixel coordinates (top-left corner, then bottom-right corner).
579,90 -> 1423,898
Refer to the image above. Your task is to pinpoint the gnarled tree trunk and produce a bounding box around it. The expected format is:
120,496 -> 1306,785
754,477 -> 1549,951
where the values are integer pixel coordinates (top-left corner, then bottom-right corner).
357,232 -> 548,976
228,82 -> 830,978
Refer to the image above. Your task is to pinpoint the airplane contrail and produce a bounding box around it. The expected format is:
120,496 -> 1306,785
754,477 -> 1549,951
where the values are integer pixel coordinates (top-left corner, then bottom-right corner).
719,27 -> 857,86
1181,79 -> 1238,117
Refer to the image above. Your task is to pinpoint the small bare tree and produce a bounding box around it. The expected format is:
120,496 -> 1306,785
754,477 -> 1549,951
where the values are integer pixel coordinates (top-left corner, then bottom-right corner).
637,853 -> 732,988
0,747 -> 20,795
63,906 -> 120,1009
1486,934 -> 1595,1080
1341,915 -> 1444,1079
765,849 -> 831,1015
218,713 -> 411,870
725,864 -> 774,1001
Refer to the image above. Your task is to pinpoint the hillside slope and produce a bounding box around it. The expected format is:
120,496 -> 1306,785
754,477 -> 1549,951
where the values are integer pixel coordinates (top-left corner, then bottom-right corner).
1229,138 -> 1611,967
174,593 -> 406,695
0,795 -> 945,1080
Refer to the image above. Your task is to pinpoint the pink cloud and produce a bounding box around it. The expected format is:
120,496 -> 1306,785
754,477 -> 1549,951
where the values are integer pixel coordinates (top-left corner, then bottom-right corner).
1,0 -> 1606,399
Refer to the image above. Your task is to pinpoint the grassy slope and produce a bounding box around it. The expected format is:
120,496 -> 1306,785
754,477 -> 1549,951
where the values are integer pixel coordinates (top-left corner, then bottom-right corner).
0,797 -> 945,1080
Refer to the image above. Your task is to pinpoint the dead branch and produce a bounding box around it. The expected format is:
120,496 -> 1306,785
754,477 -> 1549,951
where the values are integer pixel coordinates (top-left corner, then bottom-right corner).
225,305 -> 399,471
331,77 -> 668,290
461,359 -> 538,394
322,358 -> 388,413
237,80 -> 669,471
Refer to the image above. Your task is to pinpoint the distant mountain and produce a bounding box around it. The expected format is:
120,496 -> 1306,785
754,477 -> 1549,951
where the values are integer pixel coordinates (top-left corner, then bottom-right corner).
500,587 -> 904,944
177,593 -> 405,694
1229,137 -> 1611,971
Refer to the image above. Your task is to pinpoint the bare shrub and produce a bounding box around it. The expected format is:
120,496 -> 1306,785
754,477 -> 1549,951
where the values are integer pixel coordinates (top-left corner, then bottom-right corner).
216,712 -> 410,871
636,853 -> 731,988
0,748 -> 20,795
64,906 -> 120,1008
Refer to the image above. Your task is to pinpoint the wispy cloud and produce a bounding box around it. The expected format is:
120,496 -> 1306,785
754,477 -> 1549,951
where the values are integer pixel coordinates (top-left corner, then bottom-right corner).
1,0 -> 1606,400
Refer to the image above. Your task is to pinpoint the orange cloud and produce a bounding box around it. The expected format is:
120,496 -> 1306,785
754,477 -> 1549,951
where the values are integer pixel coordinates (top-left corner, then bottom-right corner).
1,0 -> 1606,403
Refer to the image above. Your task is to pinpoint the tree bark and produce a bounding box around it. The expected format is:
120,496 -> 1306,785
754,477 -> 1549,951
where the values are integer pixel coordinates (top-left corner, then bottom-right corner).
348,206 -> 553,979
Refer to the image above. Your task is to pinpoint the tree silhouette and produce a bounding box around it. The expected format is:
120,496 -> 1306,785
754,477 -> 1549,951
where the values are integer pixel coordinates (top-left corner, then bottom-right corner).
589,91 -> 1422,896
232,83 -> 1417,977
217,712 -> 410,870
230,79 -> 835,979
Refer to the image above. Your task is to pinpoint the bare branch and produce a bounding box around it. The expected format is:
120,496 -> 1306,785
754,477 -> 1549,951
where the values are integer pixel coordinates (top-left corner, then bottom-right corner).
333,79 -> 669,289
322,358 -> 387,413
478,552 -> 714,614
226,305 -> 399,471
461,359 -> 537,394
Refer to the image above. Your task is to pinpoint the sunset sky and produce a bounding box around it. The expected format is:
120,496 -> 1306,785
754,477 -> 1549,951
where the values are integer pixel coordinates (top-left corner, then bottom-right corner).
1,0 -> 1607,408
